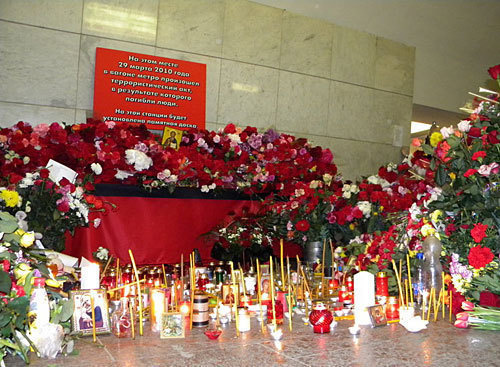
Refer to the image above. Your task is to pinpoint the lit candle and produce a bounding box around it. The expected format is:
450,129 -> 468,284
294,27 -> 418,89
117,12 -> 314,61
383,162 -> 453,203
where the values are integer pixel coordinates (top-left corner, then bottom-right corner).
256,258 -> 264,333
150,289 -> 165,332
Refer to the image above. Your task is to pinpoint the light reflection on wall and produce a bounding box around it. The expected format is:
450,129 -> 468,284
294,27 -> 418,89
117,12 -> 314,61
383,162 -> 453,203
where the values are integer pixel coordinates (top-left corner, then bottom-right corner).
232,82 -> 260,93
84,2 -> 156,40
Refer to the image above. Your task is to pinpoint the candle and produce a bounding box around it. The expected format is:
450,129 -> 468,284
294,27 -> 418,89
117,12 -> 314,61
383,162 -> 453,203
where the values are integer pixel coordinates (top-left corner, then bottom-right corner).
280,239 -> 285,291
269,256 -> 277,332
150,289 -> 165,332
129,298 -> 135,339
376,272 -> 389,297
449,290 -> 452,323
442,271 -> 446,318
353,271 -> 375,325
230,261 -> 240,337
81,262 -> 100,290
256,258 -> 264,333
128,249 -> 143,336
90,292 -> 97,342
238,308 -> 251,332
386,296 -> 399,319
407,254 -> 414,305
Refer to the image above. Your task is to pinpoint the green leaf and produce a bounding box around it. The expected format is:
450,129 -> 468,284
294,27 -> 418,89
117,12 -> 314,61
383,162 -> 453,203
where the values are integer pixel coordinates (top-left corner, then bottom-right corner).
0,212 -> 18,234
6,296 -> 29,315
422,144 -> 435,155
0,270 -> 12,294
59,299 -> 75,323
435,164 -> 448,187
447,135 -> 461,149
0,312 -> 12,328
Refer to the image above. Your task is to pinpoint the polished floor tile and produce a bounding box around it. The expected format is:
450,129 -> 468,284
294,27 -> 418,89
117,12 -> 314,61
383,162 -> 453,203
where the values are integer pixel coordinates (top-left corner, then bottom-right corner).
6,318 -> 500,367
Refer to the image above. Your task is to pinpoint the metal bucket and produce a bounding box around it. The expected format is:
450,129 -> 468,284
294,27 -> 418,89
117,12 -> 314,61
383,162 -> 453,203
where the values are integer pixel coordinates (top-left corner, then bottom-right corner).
305,241 -> 323,264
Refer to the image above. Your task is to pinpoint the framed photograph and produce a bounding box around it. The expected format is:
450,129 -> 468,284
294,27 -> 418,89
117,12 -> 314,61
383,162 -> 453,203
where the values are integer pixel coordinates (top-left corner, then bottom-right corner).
70,289 -> 111,335
161,127 -> 182,150
368,305 -> 387,327
160,312 -> 185,339
222,284 -> 239,305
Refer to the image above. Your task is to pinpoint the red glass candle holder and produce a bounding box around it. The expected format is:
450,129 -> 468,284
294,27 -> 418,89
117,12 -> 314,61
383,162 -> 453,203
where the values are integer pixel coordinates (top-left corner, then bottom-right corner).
386,296 -> 399,319
376,272 -> 389,297
267,300 -> 284,325
309,302 -> 333,333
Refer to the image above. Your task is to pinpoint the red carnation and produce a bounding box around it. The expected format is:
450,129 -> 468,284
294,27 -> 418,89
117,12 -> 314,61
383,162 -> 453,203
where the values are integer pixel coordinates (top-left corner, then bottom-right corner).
470,223 -> 488,243
488,64 -> 500,80
464,168 -> 477,178
295,220 -> 310,232
2,260 -> 10,272
468,245 -> 494,269
471,151 -> 486,161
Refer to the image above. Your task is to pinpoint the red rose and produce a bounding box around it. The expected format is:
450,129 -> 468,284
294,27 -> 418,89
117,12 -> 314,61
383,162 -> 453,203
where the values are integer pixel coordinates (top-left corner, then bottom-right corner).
468,127 -> 482,138
39,168 -> 50,179
223,123 -> 236,134
295,220 -> 310,232
470,223 -> 488,243
464,168 -> 477,178
479,291 -> 500,308
471,151 -> 486,161
468,245 -> 494,269
488,64 -> 500,80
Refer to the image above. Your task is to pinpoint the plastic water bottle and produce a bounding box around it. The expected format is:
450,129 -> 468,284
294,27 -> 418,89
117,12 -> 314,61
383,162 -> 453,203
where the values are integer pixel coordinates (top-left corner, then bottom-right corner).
422,236 -> 443,295
29,278 -> 51,329
413,253 -> 425,305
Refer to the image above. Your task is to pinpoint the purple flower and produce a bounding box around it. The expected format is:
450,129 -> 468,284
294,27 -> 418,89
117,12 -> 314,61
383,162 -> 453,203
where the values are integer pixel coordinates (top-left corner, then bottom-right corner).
247,134 -> 263,149
263,129 -> 280,143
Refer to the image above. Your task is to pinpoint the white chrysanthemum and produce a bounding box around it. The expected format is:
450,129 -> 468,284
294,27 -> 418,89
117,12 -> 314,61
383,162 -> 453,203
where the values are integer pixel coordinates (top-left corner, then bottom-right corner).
125,149 -> 153,171
356,201 -> 372,218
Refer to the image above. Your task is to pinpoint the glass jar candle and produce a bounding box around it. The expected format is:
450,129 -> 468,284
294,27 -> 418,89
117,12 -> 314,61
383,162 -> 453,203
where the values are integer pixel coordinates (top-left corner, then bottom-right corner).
309,301 -> 333,333
238,308 -> 251,332
386,296 -> 399,319
376,272 -> 389,297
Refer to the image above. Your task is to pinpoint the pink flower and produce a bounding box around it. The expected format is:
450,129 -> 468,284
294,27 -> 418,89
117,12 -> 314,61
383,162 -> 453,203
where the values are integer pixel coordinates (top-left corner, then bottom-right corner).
478,162 -> 499,177
454,319 -> 469,328
461,301 -> 475,311
455,312 -> 469,321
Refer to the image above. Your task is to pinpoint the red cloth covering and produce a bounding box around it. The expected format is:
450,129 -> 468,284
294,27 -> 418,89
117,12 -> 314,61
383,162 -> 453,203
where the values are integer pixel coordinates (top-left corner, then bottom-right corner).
64,196 -> 260,265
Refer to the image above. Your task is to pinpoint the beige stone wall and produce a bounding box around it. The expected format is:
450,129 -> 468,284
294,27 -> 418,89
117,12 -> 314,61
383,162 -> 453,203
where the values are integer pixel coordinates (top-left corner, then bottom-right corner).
0,0 -> 415,180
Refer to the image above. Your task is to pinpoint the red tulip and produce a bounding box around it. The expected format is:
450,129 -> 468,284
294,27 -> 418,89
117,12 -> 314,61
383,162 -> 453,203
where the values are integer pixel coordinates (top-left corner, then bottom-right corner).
456,312 -> 469,321
461,301 -> 475,311
454,319 -> 469,328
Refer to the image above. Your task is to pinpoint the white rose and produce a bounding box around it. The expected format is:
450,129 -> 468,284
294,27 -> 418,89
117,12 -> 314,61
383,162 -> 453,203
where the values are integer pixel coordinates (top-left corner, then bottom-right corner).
457,120 -> 471,132
440,126 -> 454,139
125,149 -> 153,171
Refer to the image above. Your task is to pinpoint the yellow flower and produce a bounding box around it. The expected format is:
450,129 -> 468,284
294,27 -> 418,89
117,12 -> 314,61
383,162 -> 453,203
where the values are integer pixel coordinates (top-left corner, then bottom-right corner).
429,132 -> 443,147
430,210 -> 443,223
349,223 -> 356,230
408,250 -> 417,258
379,206 -> 384,212
1,190 -> 20,207
449,172 -> 456,181
14,263 -> 32,282
421,223 -> 436,237
20,231 -> 35,248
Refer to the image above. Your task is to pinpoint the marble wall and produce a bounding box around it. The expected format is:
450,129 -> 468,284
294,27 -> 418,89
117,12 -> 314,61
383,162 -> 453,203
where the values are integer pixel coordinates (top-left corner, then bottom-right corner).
0,0 -> 415,180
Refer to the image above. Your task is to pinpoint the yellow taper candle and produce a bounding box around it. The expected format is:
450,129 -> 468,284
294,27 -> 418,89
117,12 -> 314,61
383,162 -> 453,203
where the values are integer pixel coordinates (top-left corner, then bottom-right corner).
280,239 -> 285,291
270,256 -> 277,332
230,261 -> 240,337
407,254 -> 414,305
90,292 -> 97,343
442,271 -> 446,318
256,258 -> 264,333
128,249 -> 143,336
129,298 -> 135,339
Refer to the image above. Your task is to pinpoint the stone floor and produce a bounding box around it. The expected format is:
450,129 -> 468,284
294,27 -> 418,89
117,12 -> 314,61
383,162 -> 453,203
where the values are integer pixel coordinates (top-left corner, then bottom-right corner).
6,317 -> 500,367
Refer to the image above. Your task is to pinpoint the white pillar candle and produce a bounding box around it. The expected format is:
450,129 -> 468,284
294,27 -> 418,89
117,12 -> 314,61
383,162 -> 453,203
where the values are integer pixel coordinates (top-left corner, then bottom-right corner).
353,271 -> 375,326
81,262 -> 100,290
151,289 -> 165,332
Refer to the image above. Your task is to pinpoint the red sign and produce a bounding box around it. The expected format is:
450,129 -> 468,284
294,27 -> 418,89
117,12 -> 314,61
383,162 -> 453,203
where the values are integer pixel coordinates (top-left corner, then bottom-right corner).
93,47 -> 206,131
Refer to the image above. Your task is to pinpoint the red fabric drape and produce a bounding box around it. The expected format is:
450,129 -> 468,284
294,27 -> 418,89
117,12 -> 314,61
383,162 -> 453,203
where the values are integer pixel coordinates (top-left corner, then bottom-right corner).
64,196 -> 260,265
